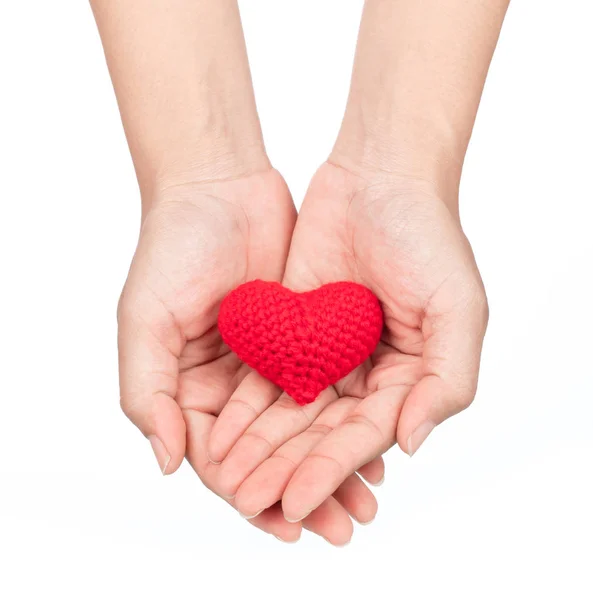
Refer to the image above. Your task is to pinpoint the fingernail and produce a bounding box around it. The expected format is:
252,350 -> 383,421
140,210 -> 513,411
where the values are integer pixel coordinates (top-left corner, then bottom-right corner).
148,435 -> 171,475
369,475 -> 384,487
239,508 -> 264,520
274,535 -> 299,544
284,510 -> 311,523
207,452 -> 221,465
407,421 -> 435,457
356,516 -> 376,526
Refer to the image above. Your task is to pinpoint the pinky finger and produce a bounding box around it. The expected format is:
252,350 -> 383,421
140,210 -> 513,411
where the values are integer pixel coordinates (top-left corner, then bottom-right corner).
302,497 -> 353,547
248,503 -> 303,543
357,456 -> 385,486
333,473 -> 378,525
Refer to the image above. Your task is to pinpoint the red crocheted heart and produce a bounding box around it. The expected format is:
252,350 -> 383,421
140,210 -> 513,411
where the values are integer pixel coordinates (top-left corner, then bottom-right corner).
218,280 -> 383,405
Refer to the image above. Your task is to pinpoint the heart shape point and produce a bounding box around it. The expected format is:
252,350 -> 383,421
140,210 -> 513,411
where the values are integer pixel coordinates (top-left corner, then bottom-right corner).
218,280 -> 383,405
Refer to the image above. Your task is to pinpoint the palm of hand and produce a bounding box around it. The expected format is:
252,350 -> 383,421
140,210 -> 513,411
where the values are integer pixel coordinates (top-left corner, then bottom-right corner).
210,163 -> 488,526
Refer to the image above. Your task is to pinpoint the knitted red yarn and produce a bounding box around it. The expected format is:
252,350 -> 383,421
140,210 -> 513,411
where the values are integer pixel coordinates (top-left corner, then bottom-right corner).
218,280 -> 383,405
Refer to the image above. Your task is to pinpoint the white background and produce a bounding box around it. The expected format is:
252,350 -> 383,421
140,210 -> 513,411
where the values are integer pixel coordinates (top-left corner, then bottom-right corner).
1,1 -> 592,598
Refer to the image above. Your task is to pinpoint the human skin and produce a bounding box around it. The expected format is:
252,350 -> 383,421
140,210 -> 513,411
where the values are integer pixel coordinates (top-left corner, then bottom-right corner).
91,0 -> 382,544
209,0 -> 510,533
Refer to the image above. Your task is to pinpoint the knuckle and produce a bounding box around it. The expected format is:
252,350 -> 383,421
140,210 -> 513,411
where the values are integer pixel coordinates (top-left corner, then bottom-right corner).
269,452 -> 299,471
342,412 -> 386,446
119,391 -> 156,433
450,383 -> 477,413
227,396 -> 259,418
307,452 -> 344,478
119,392 -> 140,422
242,430 -> 275,453
307,423 -> 333,437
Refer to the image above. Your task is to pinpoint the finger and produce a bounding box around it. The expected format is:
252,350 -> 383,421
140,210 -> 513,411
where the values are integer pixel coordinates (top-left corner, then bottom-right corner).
207,371 -> 282,464
248,503 -> 302,543
215,386 -> 341,498
233,397 -> 359,518
333,473 -> 378,525
282,386 -> 408,522
302,497 -> 354,547
118,295 -> 186,475
396,290 -> 489,456
357,456 -> 385,486
183,407 -> 302,542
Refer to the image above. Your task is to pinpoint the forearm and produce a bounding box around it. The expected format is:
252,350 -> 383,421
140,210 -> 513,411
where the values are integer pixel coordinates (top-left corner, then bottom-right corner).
90,0 -> 268,200
332,0 -> 510,200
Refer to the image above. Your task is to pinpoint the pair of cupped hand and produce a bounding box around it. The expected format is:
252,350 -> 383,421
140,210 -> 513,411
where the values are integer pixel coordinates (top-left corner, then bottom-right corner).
117,161 -> 488,545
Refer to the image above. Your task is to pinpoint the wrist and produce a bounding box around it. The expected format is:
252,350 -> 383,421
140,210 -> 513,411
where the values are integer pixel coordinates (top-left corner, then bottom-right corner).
133,105 -> 270,202
140,152 -> 284,224
93,0 -> 270,200
147,135 -> 270,196
330,109 -> 463,208
329,0 -> 510,208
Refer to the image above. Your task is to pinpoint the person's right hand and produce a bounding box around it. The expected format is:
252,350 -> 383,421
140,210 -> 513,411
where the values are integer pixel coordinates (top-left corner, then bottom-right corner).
117,168 -> 381,543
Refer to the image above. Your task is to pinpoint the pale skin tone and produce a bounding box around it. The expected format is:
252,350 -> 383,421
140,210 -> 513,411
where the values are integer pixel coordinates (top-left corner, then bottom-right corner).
92,0 -> 509,544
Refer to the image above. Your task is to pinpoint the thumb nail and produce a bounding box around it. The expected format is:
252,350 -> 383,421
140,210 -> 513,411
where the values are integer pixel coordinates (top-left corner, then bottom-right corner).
407,421 -> 435,457
148,435 -> 171,474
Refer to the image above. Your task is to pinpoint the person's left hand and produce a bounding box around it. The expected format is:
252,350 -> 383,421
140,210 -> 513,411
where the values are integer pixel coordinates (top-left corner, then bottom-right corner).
208,161 -> 489,525
118,167 -> 382,545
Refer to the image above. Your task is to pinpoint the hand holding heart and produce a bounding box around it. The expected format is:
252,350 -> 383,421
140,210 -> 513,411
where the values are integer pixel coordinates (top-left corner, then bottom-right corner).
118,168 -> 386,545
117,162 -> 488,544
204,162 -> 488,526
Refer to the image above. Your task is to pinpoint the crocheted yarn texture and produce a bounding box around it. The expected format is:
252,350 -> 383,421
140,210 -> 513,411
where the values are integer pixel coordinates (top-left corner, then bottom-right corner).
218,280 -> 383,405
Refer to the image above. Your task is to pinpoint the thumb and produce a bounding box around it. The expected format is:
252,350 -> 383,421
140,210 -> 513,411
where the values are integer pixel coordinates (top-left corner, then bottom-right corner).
117,290 -> 186,474
396,287 -> 489,456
